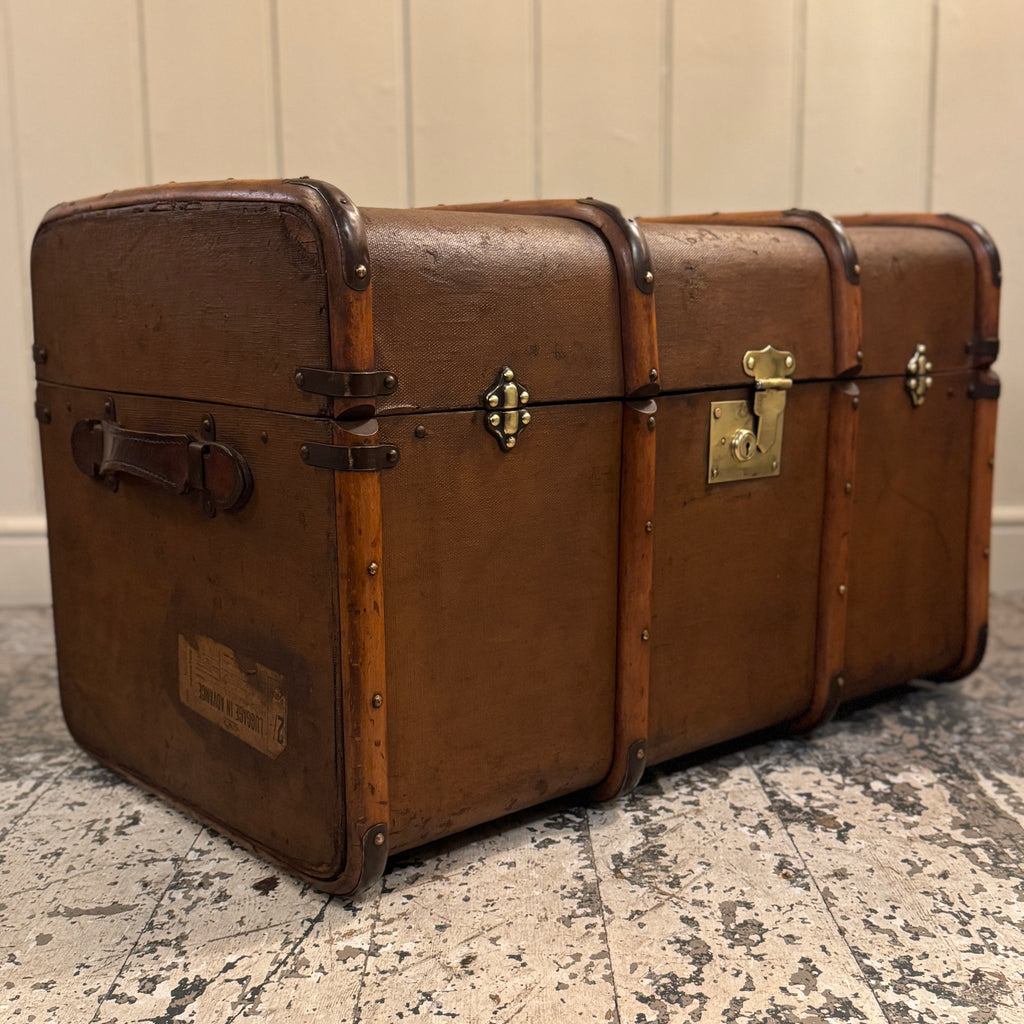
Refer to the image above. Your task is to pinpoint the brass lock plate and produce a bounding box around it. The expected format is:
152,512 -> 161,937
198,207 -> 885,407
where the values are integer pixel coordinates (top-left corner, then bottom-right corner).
708,345 -> 794,484
708,400 -> 783,483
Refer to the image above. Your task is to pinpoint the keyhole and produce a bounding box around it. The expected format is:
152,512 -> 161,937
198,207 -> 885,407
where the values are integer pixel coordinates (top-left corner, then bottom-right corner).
731,428 -> 756,462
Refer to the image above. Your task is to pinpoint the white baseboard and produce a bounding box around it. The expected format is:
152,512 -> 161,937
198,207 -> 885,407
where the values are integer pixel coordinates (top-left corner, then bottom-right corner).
3,509 -> 1024,607
0,516 -> 51,606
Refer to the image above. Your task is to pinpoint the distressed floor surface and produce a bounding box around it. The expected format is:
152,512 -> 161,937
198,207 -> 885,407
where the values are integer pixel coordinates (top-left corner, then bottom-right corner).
3,596 -> 1024,1023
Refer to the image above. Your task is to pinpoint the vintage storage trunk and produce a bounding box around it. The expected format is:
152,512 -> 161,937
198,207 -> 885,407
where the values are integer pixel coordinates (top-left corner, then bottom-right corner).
31,182 -> 1000,894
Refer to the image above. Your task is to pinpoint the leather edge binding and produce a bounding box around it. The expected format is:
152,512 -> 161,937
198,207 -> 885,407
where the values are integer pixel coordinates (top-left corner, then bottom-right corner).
941,214 -> 1002,287
784,208 -> 861,284
931,622 -> 989,682
578,198 -> 654,294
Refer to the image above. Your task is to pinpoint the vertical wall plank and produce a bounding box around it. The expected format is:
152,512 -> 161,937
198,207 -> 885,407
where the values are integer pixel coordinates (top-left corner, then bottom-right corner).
408,0 -> 533,206
670,0 -> 798,213
0,1 -> 37,519
277,0 -> 406,207
539,0 -> 665,215
802,0 -> 933,211
143,0 -> 277,182
933,0 -> 1024,513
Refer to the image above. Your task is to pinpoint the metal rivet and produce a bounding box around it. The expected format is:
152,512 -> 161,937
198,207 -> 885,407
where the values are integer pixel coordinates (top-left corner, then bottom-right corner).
853,263 -> 861,276
641,629 -> 650,641
355,264 -> 368,279
383,374 -> 398,390
719,437 -> 726,446
373,832 -> 385,846
844,482 -> 853,494
856,350 -> 864,362
746,356 -> 756,369
644,520 -> 653,533
838,584 -> 847,596
649,368 -> 659,383
503,367 -> 514,381
506,436 -> 516,448
711,467 -> 719,478
300,445 -> 310,460
771,460 -> 778,471
644,270 -> 654,285
519,390 -> 529,404
714,407 -> 722,419
201,416 -> 213,432
636,746 -> 645,760
260,431 -> 269,444
414,425 -> 427,439
367,562 -> 379,576
104,399 -> 114,416
852,397 -> 860,410
489,413 -> 501,427
371,693 -> 383,708
487,394 -> 499,408
647,416 -> 656,431
785,355 -> 794,369
521,411 -> 531,425
294,371 -> 305,387
836,675 -> 846,689
386,448 -> 399,463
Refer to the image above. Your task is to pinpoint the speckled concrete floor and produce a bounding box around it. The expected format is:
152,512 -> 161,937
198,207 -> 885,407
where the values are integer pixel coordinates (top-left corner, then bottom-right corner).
3,597 -> 1024,1023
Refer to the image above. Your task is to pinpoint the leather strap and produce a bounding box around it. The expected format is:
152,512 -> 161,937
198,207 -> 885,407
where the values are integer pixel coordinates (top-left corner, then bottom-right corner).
71,419 -> 253,511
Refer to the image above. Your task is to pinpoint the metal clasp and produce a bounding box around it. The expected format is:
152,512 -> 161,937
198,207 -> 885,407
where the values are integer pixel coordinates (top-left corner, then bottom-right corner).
484,366 -> 530,451
709,346 -> 795,484
905,344 -> 933,407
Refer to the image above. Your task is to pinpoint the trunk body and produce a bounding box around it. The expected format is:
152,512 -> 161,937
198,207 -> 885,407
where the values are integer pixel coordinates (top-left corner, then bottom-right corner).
31,183 -> 999,892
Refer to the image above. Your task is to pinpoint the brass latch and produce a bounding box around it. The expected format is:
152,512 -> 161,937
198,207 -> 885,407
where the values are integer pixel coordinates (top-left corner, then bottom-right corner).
708,346 -> 795,484
484,366 -> 530,451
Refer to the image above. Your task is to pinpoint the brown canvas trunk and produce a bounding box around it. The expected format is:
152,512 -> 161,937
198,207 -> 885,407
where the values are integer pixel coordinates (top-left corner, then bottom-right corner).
31,182 -> 1000,894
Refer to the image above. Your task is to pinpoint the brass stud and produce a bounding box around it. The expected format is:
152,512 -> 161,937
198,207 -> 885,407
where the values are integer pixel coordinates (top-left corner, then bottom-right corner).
414,425 -> 427,439
714,407 -> 722,419
367,562 -> 379,576
852,396 -> 860,410
644,520 -> 653,533
355,263 -> 368,279
853,263 -> 861,276
519,390 -> 529,404
844,482 -> 853,494
746,356 -> 756,370
503,367 -> 515,381
487,394 -> 500,408
711,467 -> 719,478
785,355 -> 794,369
294,371 -> 305,387
488,413 -> 501,427
644,270 -> 654,285
371,693 -> 383,708
386,448 -> 399,463
649,368 -> 659,383
838,583 -> 847,596
300,444 -> 310,460
506,436 -> 516,448
836,675 -> 846,689
201,416 -> 213,433
771,460 -> 778,471
383,374 -> 398,390
635,746 -> 645,760
104,399 -> 115,416
521,411 -> 531,425
856,350 -> 864,362
641,629 -> 650,641
647,415 -> 656,431
373,832 -> 385,846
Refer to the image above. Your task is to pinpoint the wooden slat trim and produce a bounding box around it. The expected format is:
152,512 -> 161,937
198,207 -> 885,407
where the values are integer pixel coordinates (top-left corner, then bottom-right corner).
792,381 -> 860,731
641,210 -> 864,378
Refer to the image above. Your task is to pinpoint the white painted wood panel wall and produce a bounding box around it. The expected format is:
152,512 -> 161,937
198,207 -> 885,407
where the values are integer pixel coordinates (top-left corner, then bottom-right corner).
1,0 -> 1022,602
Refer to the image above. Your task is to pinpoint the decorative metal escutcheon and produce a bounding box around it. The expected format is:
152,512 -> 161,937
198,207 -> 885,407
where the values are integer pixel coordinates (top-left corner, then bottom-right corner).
708,345 -> 795,484
484,366 -> 530,451
905,343 -> 933,407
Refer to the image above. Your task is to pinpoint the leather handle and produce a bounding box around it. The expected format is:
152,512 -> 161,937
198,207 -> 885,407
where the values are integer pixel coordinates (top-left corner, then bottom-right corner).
71,419 -> 253,512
